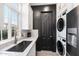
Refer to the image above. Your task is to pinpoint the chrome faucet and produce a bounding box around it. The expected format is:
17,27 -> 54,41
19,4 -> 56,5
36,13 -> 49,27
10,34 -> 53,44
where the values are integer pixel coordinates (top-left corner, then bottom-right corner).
14,30 -> 17,44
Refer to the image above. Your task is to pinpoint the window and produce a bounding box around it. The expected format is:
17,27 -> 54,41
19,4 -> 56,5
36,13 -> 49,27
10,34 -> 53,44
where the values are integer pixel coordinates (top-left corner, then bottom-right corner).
11,11 -> 18,37
0,3 -> 22,41
2,4 -> 9,40
2,24 -> 8,40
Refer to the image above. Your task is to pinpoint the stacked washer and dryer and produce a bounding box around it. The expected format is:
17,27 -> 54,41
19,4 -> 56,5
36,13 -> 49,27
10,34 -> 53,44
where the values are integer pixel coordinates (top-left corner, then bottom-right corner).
56,12 -> 66,56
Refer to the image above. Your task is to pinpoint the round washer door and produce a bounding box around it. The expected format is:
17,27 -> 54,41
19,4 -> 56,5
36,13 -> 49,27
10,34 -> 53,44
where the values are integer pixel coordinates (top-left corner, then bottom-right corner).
57,40 -> 65,56
57,18 -> 64,32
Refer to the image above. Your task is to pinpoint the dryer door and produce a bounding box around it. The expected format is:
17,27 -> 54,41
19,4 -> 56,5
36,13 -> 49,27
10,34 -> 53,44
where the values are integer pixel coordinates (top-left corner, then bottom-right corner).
57,18 -> 64,32
57,40 -> 65,56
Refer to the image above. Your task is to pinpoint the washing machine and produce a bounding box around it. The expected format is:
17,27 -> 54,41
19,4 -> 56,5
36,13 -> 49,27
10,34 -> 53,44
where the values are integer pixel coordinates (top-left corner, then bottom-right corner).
56,36 -> 66,56
57,15 -> 66,38
56,13 -> 66,56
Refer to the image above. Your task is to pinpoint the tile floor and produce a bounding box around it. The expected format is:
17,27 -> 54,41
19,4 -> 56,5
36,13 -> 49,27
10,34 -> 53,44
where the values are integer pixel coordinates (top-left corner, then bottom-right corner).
36,50 -> 59,56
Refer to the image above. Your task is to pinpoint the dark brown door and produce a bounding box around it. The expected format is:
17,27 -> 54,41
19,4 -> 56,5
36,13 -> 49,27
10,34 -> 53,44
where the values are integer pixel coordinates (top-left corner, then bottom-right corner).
32,5 -> 56,51
41,11 -> 56,51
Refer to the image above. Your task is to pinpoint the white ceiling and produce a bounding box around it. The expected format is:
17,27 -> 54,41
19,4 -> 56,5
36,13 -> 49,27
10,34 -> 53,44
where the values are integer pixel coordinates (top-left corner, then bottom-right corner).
30,3 -> 56,6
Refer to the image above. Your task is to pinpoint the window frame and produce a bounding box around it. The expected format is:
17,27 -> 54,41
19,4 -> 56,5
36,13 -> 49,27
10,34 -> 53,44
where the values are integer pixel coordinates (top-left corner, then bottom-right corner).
0,3 -> 22,42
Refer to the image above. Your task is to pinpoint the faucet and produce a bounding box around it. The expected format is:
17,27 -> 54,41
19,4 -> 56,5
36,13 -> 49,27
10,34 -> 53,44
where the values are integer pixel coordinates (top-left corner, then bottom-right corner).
14,30 -> 18,44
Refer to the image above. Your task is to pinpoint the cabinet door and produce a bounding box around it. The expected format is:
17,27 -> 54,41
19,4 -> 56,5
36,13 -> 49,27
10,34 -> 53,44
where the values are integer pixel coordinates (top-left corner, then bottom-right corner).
22,4 -> 29,30
22,4 -> 33,30
28,5 -> 33,30
27,44 -> 36,56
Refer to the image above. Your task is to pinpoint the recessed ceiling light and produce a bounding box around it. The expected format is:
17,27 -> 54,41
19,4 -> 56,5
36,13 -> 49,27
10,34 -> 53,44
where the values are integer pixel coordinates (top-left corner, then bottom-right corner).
44,6 -> 49,11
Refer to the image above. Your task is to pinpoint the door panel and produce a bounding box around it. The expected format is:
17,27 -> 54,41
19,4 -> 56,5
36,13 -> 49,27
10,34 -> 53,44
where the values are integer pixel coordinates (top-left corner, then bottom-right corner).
32,5 -> 56,51
41,12 -> 56,51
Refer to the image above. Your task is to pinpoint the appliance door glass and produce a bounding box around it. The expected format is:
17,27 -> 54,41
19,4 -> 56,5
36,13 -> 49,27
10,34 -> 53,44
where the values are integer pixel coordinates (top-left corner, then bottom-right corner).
57,18 -> 64,32
57,40 -> 65,56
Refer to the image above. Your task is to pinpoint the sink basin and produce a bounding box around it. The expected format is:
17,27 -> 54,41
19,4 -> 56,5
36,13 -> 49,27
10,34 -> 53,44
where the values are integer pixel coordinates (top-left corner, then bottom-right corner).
7,41 -> 32,52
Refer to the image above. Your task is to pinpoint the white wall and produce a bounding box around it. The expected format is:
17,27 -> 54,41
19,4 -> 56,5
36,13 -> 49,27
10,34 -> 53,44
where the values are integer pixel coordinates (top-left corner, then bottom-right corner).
56,3 -> 79,20
67,3 -> 79,13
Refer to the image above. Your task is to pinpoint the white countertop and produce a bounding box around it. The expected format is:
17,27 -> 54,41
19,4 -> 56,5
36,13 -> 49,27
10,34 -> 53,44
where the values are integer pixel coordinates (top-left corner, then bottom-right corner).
0,36 -> 38,56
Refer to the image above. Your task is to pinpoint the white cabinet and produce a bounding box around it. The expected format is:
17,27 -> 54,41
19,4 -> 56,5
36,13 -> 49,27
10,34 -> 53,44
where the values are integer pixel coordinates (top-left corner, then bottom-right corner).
27,43 -> 36,56
28,5 -> 33,30
22,4 -> 33,30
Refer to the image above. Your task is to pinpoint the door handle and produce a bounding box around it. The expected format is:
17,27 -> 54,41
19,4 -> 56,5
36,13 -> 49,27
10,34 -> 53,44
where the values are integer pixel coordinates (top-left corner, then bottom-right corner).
50,35 -> 53,38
